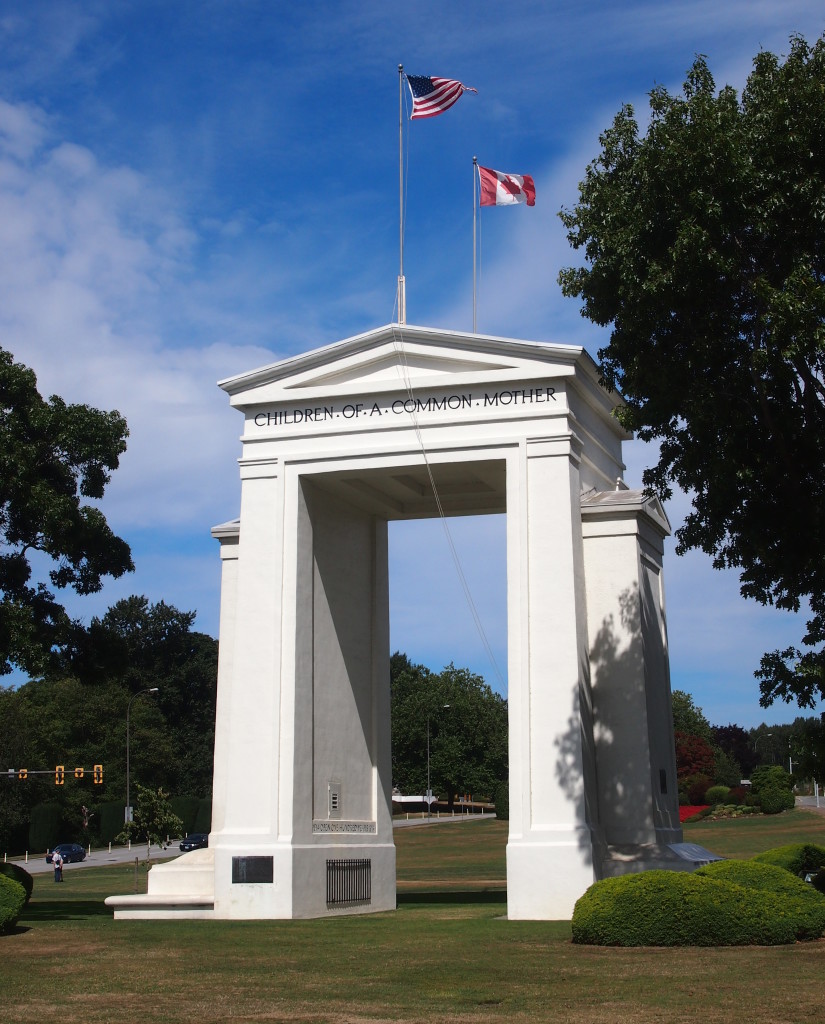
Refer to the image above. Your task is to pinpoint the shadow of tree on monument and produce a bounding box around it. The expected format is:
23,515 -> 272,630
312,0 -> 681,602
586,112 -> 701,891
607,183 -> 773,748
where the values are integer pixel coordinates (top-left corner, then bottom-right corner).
554,584 -> 677,878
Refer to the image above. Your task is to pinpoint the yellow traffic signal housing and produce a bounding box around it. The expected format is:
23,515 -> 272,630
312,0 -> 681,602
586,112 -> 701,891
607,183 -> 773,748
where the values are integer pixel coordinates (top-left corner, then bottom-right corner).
18,768 -> 27,780
55,765 -> 65,785
93,764 -> 103,785
74,767 -> 84,779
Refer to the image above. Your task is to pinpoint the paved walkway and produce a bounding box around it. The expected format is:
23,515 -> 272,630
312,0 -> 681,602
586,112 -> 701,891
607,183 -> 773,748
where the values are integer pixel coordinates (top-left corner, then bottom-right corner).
796,795 -> 825,817
393,812 -> 495,828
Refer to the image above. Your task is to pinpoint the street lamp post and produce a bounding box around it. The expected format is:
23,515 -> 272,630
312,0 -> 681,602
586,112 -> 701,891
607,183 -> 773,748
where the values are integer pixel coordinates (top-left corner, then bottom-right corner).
126,687 -> 159,823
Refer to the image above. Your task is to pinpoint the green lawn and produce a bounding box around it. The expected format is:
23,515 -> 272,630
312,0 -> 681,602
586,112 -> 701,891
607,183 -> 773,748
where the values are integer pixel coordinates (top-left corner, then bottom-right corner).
683,807 -> 825,858
4,812 -> 824,1024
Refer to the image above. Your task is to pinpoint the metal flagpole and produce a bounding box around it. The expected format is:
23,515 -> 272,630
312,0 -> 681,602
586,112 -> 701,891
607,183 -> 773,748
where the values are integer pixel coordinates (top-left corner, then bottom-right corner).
473,156 -> 478,333
398,64 -> 406,324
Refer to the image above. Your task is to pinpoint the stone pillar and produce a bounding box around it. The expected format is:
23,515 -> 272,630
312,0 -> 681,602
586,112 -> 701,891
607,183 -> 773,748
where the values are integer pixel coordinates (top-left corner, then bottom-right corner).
212,457 -> 292,918
209,520 -> 239,835
285,478 -> 395,918
506,434 -> 598,920
581,491 -> 681,853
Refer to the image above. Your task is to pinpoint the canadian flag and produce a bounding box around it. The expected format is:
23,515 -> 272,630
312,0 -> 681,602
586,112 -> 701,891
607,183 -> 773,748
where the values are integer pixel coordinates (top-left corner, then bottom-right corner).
478,165 -> 536,206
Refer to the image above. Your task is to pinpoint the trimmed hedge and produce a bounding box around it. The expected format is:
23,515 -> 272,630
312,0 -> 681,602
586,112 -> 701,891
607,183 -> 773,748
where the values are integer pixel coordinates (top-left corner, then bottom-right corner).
170,796 -> 201,836
572,870 -> 797,946
192,798 -> 212,835
98,801 -> 126,845
757,786 -> 795,814
696,859 -> 825,941
0,862 -> 33,904
704,785 -> 731,805
0,873 -> 26,935
493,781 -> 509,821
753,843 -> 825,877
28,802 -> 64,854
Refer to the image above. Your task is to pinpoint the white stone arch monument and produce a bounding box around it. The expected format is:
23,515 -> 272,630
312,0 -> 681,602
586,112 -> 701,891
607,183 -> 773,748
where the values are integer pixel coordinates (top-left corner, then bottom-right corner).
107,323 -> 684,921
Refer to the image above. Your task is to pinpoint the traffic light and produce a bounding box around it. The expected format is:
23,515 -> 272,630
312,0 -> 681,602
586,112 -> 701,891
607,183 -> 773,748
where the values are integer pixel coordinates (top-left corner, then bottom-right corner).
18,768 -> 27,780
93,764 -> 103,785
55,765 -> 65,785
74,767 -> 84,779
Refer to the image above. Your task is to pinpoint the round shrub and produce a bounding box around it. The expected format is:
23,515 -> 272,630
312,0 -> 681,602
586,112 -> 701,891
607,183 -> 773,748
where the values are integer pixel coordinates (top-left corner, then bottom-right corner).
571,870 -> 797,946
753,843 -> 825,877
0,862 -> 33,904
757,786 -> 795,814
696,859 -> 825,941
0,873 -> 26,935
704,785 -> 731,805
493,780 -> 509,821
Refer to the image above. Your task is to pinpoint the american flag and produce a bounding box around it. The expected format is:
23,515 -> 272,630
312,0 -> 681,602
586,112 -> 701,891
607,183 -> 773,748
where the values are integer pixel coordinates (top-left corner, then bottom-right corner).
406,75 -> 477,119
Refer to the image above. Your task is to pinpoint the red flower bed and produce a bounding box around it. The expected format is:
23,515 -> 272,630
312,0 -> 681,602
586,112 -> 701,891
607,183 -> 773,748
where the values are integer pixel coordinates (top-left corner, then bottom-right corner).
679,804 -> 709,822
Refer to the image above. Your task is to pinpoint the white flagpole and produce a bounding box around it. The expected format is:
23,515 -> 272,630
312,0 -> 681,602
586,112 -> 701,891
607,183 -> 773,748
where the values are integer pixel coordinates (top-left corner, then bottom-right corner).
398,64 -> 406,324
473,156 -> 478,333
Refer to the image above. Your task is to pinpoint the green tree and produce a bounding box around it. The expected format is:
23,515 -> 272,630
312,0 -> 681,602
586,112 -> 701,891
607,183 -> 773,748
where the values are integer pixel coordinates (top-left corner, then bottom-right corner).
712,724 -> 758,778
117,783 -> 183,852
750,764 -> 794,795
671,690 -> 743,786
713,746 -> 744,788
0,596 -> 217,853
0,348 -> 133,676
72,596 -> 218,798
750,722 -> 795,769
671,690 -> 713,745
559,35 -> 825,710
390,654 -> 508,807
0,686 -> 31,852
790,715 -> 825,780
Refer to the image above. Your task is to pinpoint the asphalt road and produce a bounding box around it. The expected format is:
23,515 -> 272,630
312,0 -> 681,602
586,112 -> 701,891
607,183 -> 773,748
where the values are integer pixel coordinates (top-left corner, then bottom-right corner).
10,813 -> 496,876
9,842 -> 181,875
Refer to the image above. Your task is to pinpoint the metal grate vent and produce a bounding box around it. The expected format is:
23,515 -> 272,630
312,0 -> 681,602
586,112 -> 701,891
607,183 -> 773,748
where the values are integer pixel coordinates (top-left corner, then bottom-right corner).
326,858 -> 371,906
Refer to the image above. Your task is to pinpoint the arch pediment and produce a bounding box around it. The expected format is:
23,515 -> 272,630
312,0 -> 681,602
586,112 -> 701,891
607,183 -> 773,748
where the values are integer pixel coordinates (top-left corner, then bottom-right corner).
218,323 -> 599,408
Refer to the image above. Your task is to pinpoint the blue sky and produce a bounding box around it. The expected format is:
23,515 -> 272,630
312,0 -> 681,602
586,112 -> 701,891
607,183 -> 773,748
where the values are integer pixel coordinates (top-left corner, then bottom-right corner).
2,1 -> 823,729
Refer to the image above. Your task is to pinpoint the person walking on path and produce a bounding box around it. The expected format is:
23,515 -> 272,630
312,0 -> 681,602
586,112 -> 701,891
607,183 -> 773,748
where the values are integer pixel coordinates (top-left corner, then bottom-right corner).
52,849 -> 63,882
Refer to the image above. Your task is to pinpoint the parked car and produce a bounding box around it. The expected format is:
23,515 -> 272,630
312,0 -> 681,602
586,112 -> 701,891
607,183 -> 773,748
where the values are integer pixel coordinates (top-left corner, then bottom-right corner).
46,843 -> 87,864
179,833 -> 209,852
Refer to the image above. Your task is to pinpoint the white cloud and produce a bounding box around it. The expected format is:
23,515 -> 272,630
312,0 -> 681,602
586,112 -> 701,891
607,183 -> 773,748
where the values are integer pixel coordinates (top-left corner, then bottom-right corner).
0,99 -> 277,539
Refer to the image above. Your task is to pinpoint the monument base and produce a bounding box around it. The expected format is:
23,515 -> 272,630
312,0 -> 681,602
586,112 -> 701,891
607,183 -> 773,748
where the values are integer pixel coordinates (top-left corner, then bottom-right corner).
106,841 -> 397,921
506,834 -> 596,920
104,849 -> 215,920
599,841 -> 723,878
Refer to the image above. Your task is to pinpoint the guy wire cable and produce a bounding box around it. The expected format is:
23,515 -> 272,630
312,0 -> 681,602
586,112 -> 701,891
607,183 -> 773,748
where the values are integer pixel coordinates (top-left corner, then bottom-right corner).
388,320 -> 506,692
392,78 -> 503,689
